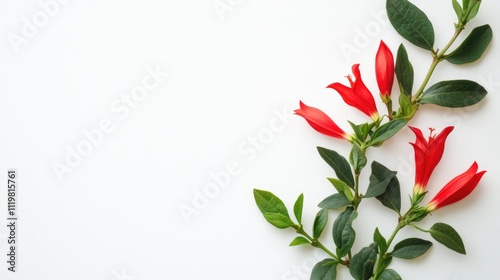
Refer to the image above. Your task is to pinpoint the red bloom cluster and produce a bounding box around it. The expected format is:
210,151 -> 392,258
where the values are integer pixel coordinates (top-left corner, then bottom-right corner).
410,127 -> 486,211
295,41 -> 394,139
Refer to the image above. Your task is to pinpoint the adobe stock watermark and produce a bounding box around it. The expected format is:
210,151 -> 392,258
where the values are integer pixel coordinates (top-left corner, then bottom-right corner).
7,0 -> 72,53
111,268 -> 135,280
51,65 -> 169,182
340,9 -> 389,63
179,106 -> 295,224
213,0 -> 243,21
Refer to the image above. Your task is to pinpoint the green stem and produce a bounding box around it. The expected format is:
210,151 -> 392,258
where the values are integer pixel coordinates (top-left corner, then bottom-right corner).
412,28 -> 463,102
297,228 -> 348,266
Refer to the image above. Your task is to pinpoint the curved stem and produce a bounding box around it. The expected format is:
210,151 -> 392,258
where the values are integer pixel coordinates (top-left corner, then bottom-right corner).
297,228 -> 348,266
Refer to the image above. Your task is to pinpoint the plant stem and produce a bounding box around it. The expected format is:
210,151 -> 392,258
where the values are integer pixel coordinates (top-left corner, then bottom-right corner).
297,228 -> 348,266
412,28 -> 463,102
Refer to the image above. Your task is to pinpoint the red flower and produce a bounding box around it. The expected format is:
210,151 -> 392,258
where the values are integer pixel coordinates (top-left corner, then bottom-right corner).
375,40 -> 395,97
294,101 -> 351,140
327,64 -> 380,121
410,126 -> 454,194
426,162 -> 486,211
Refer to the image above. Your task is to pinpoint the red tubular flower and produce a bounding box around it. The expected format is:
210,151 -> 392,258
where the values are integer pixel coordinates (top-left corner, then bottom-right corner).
294,101 -> 351,140
327,64 -> 380,121
426,162 -> 486,211
375,40 -> 395,98
410,126 -> 454,194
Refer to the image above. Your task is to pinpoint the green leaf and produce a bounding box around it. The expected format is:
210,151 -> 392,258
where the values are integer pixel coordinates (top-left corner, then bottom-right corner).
262,213 -> 295,229
452,0 -> 463,20
317,147 -> 355,188
349,121 -> 367,142
327,178 -> 354,201
313,209 -> 329,239
311,259 -> 338,280
373,228 -> 388,254
318,193 -> 351,210
420,79 -> 487,108
376,175 -> 401,213
391,238 -> 432,259
253,189 -> 294,229
378,269 -> 402,280
333,207 -> 357,257
365,161 -> 397,198
293,194 -> 304,224
289,236 -> 310,246
429,223 -> 466,254
369,119 -> 408,146
350,144 -> 367,172
349,243 -> 378,280
395,44 -> 414,96
446,24 -> 492,64
386,0 -> 435,50
466,0 -> 481,22
397,90 -> 415,119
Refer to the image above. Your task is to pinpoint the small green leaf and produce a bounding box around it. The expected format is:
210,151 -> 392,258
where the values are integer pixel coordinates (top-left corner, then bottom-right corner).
391,238 -> 432,259
333,207 -> 358,257
378,269 -> 402,280
365,161 -> 397,198
253,189 -> 294,229
262,213 -> 295,229
318,193 -> 351,210
293,194 -> 304,224
452,0 -> 463,21
397,90 -> 415,119
420,79 -> 487,108
349,243 -> 378,280
349,121 -> 367,142
466,0 -> 481,22
373,228 -> 388,254
350,144 -> 367,172
289,236 -> 310,246
317,147 -> 355,188
376,175 -> 401,213
369,119 -> 408,146
446,24 -> 492,64
395,44 -> 414,96
327,178 -> 354,201
313,209 -> 329,239
311,259 -> 338,280
429,222 -> 466,254
386,0 -> 435,50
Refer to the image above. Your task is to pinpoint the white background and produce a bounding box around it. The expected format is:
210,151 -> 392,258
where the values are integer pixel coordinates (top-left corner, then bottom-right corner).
0,0 -> 499,279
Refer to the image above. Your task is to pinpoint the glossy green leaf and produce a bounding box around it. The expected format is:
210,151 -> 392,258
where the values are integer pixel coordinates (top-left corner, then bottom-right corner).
369,119 -> 408,146
333,207 -> 357,257
452,0 -> 463,20
293,194 -> 304,224
378,269 -> 402,280
313,209 -> 329,239
350,144 -> 367,172
429,223 -> 466,254
253,189 -> 294,229
365,161 -> 397,198
391,238 -> 432,259
289,236 -> 310,246
327,178 -> 355,201
376,175 -> 401,213
420,79 -> 487,108
446,24 -> 492,64
318,193 -> 351,210
373,228 -> 388,254
318,147 -> 355,188
387,0 -> 435,50
262,213 -> 295,229
349,243 -> 378,280
311,259 -> 338,280
395,44 -> 414,96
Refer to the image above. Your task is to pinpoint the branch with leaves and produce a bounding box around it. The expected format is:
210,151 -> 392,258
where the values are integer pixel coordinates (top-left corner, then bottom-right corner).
253,0 -> 492,279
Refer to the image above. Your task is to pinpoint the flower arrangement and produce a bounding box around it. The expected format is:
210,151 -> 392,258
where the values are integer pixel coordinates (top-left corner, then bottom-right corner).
253,0 -> 492,279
